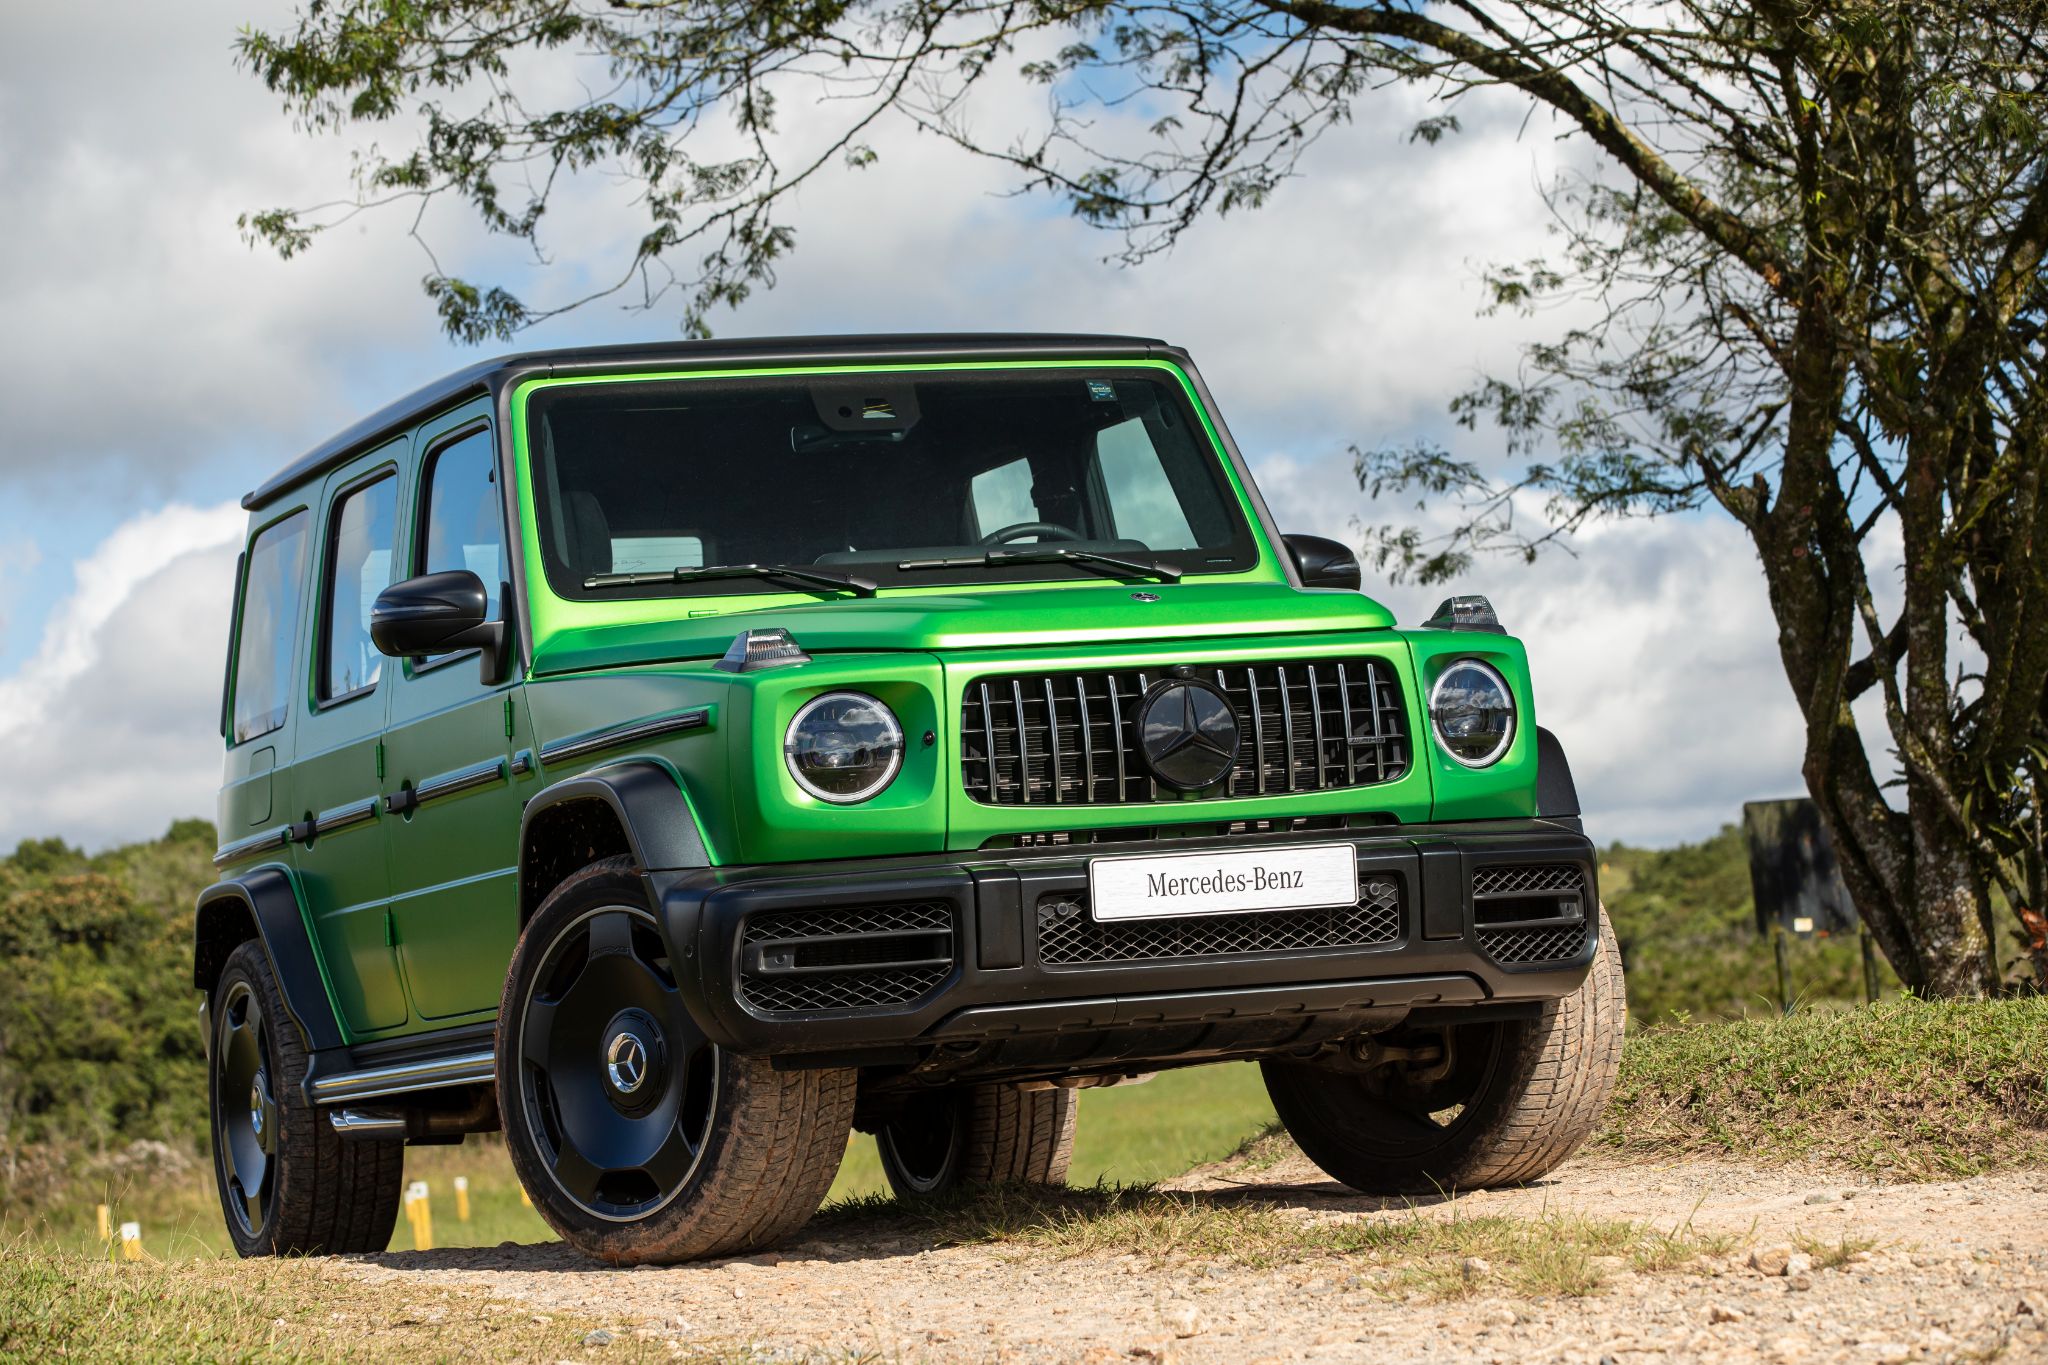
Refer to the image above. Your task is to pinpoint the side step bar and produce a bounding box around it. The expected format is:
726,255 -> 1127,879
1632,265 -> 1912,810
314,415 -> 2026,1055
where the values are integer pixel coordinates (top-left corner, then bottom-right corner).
309,1049 -> 496,1105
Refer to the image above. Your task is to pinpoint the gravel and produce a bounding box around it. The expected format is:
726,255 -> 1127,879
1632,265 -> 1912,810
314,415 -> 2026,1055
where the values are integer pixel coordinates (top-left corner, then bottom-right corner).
342,1152 -> 2048,1362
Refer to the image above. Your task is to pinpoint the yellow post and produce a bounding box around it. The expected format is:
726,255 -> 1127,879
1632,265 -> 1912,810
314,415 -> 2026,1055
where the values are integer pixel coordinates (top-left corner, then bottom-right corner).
95,1205 -> 111,1241
405,1180 -> 434,1251
118,1222 -> 143,1262
453,1175 -> 471,1223
519,1184 -> 532,1208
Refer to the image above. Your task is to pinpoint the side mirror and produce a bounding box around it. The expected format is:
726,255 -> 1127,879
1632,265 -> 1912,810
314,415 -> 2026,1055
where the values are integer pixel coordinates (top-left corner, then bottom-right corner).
371,570 -> 508,683
1283,533 -> 1362,591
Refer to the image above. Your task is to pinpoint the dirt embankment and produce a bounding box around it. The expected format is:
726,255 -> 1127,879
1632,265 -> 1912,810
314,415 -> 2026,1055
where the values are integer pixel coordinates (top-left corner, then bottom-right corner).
343,1145 -> 2048,1364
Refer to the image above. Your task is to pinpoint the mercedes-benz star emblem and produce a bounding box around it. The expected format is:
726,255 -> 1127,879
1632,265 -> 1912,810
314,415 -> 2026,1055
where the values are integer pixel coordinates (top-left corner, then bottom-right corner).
606,1032 -> 648,1095
1138,678 -> 1241,791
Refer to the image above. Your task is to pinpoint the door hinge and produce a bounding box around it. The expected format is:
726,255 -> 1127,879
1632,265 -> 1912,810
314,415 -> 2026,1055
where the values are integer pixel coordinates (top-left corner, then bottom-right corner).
375,741 -> 386,782
383,908 -> 397,948
503,694 -> 515,740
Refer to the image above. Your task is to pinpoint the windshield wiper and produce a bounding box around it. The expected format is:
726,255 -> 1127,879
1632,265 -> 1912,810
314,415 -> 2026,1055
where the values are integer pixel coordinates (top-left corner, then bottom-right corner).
583,563 -> 878,597
897,547 -> 1182,584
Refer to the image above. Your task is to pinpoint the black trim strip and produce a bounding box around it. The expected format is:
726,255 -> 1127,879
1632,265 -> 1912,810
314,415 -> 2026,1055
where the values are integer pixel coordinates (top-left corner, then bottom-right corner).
214,827 -> 289,868
312,797 -> 380,838
413,756 -> 508,806
538,707 -> 712,769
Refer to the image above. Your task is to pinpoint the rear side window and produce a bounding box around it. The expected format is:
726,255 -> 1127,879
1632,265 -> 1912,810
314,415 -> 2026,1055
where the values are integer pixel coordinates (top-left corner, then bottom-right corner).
319,474 -> 397,702
230,511 -> 311,744
418,428 -> 506,660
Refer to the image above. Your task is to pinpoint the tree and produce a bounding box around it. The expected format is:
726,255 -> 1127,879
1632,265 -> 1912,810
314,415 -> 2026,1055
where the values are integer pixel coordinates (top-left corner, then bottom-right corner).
239,0 -> 2048,995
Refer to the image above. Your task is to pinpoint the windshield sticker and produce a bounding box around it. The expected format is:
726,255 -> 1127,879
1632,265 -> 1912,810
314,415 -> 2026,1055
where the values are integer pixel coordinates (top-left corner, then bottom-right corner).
1087,380 -> 1116,402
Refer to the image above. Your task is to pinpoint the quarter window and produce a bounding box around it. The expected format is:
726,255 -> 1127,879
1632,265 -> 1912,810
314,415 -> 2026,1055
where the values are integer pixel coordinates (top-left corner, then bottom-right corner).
319,474 -> 397,702
230,510 -> 311,744
418,428 -> 505,660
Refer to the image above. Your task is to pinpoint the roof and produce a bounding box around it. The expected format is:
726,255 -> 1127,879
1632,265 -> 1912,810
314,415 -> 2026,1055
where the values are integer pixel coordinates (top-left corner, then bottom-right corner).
241,332 -> 1177,511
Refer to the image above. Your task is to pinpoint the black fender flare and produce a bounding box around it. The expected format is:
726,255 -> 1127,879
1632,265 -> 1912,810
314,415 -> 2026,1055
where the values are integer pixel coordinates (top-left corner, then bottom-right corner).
1535,726 -> 1582,820
517,760 -> 713,925
192,867 -> 345,1052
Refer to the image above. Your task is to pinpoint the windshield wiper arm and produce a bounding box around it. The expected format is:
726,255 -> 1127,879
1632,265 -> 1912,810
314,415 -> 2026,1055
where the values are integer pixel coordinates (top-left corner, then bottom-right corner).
583,563 -> 878,597
897,547 -> 1182,583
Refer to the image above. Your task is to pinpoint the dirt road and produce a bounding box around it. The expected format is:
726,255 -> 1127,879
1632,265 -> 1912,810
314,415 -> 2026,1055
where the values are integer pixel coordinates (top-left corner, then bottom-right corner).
346,1149 -> 2048,1363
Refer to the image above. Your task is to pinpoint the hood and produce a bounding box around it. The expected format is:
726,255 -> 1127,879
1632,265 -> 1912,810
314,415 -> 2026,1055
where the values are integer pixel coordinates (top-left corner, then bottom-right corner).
529,581 -> 1397,675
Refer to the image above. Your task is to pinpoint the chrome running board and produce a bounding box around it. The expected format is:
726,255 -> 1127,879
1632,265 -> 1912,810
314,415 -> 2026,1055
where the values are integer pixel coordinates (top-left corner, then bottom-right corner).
308,1049 -> 496,1105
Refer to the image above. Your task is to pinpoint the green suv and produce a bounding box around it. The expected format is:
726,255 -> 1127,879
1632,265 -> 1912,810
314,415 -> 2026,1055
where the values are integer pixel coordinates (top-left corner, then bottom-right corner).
197,334 -> 1624,1264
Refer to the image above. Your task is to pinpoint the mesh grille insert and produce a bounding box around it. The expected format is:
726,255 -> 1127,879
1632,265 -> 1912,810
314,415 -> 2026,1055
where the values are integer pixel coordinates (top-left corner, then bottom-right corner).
1478,921 -> 1591,965
739,901 -> 956,1015
1471,863 -> 1592,967
1036,877 -> 1401,966
962,657 -> 1409,806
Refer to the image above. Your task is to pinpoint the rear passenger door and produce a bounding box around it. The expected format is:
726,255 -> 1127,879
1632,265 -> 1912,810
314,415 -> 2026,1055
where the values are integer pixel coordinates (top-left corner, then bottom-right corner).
288,446 -> 409,1036
381,410 -> 531,1022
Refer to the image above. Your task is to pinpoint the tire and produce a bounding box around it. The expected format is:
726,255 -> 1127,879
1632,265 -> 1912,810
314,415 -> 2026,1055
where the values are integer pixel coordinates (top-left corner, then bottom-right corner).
209,940 -> 404,1256
498,856 -> 855,1264
1264,913 -> 1625,1193
875,1083 -> 1078,1199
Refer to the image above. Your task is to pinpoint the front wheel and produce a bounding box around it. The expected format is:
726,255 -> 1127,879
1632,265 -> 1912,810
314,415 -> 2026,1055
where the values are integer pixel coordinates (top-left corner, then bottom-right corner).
498,857 -> 855,1264
1263,914 -> 1625,1193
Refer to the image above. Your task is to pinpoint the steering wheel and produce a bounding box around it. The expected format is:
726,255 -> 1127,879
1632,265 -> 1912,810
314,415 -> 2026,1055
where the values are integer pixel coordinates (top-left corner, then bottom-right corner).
980,521 -> 1085,546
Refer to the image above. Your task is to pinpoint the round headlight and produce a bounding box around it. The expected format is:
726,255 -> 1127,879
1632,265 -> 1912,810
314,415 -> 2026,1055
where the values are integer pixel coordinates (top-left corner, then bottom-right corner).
784,692 -> 904,803
1429,660 -> 1515,768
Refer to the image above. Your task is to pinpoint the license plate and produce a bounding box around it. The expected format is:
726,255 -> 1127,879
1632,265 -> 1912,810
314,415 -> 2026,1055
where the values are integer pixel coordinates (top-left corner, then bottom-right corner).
1086,843 -> 1360,922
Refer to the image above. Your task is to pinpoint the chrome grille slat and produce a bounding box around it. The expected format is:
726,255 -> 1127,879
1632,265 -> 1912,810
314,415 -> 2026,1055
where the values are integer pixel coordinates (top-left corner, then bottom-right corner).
961,657 -> 1411,807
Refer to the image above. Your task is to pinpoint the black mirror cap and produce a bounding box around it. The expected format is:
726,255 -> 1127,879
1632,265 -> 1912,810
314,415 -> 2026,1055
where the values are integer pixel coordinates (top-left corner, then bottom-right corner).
1283,533 -> 1363,591
371,570 -> 494,658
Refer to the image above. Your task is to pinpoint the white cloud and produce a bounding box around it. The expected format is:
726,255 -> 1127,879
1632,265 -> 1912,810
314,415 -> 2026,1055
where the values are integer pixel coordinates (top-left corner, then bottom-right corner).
0,504 -> 243,850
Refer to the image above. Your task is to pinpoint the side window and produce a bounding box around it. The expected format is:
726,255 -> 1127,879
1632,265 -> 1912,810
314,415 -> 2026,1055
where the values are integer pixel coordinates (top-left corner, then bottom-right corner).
319,474 -> 398,702
230,510 -> 312,744
1095,418 -> 1197,549
969,458 -> 1036,536
418,428 -> 506,660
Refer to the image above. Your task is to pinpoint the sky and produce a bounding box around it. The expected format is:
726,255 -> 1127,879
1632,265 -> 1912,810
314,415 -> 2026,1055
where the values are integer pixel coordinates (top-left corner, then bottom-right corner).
0,0 -> 1876,852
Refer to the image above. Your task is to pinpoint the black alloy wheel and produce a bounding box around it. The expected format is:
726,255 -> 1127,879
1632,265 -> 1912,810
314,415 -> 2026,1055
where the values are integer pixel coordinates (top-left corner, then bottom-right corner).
214,976 -> 279,1239
511,902 -> 718,1220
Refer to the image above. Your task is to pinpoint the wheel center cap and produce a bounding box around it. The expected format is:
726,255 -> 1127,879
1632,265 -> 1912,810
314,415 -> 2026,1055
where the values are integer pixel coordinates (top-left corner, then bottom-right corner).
606,1032 -> 649,1094
249,1071 -> 267,1136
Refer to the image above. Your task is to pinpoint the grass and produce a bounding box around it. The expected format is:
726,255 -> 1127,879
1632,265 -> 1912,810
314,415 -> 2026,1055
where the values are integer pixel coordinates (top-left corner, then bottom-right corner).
1600,995 -> 2048,1177
0,1238 -> 764,1362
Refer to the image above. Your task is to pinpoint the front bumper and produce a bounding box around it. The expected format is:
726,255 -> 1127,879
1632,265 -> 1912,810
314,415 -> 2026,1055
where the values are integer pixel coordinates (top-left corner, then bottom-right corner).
654,818 -> 1597,1076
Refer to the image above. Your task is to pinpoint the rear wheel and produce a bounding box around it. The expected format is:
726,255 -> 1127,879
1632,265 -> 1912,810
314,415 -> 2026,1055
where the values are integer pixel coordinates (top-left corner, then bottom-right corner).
875,1083 -> 1078,1199
210,941 -> 404,1256
1264,915 -> 1625,1193
499,857 -> 855,1264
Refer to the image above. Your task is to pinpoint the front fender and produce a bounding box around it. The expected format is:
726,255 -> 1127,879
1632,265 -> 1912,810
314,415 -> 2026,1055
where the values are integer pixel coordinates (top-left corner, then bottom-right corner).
517,759 -> 714,924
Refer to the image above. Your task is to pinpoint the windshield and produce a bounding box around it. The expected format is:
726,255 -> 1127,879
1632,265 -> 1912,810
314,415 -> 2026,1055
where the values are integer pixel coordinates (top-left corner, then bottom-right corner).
524,368 -> 1259,600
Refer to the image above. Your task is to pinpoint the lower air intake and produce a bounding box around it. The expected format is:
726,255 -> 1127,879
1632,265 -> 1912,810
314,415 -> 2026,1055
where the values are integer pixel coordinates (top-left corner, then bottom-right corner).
1472,863 -> 1592,967
738,901 -> 956,1015
1036,877 -> 1402,967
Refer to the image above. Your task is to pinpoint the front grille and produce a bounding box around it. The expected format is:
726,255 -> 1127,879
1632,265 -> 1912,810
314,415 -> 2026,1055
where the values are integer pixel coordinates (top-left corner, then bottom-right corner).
1473,863 -> 1592,967
738,901 -> 955,1014
961,658 -> 1409,806
1036,876 -> 1402,966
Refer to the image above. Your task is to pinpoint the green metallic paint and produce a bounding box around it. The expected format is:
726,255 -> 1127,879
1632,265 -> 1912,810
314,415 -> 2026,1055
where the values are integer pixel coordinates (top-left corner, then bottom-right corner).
1402,630 -> 1541,822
